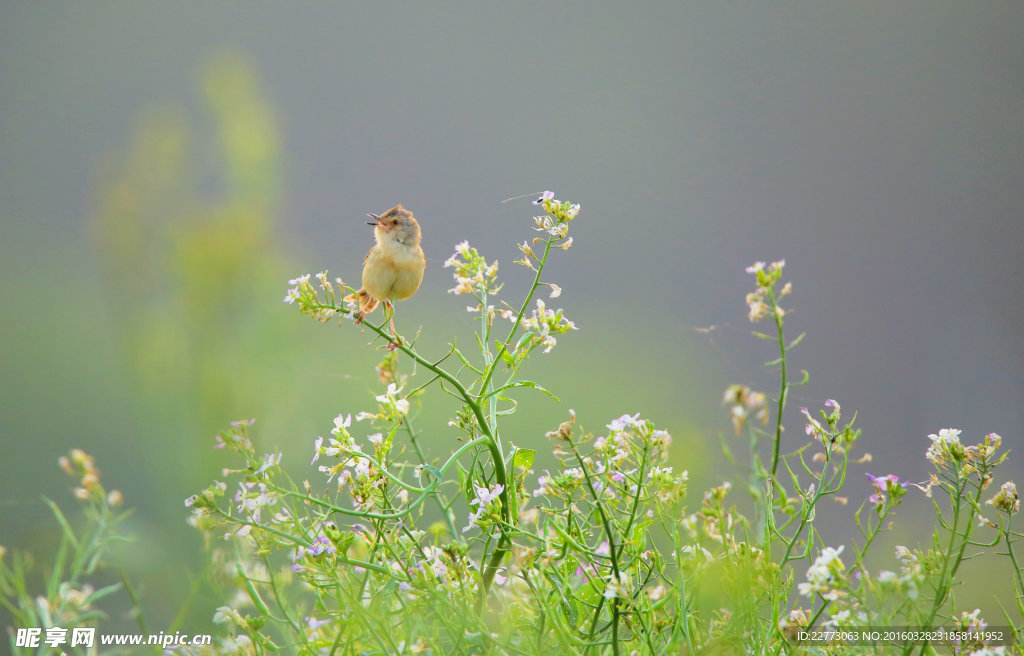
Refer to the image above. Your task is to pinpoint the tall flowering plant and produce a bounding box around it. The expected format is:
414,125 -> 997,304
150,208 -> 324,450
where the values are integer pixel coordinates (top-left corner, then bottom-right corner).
167,202 -> 1024,655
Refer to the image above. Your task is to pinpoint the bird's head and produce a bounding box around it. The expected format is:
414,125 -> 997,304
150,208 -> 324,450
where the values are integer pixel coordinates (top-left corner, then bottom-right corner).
367,204 -> 421,246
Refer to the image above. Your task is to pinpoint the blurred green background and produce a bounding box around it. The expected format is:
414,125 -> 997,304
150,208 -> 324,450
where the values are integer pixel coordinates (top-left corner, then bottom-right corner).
2,1 -> 1023,631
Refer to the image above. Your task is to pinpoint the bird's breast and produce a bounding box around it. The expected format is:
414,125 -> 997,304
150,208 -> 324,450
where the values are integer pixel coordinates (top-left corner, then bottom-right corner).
363,242 -> 425,301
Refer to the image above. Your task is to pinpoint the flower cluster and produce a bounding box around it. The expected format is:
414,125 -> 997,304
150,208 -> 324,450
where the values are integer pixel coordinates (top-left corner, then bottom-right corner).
500,298 -> 578,354
309,414 -> 388,510
283,271 -> 348,322
800,400 -> 862,458
463,483 -> 505,534
722,384 -> 768,434
925,429 -> 1004,473
987,480 -> 1019,515
865,472 -> 909,508
895,545 -> 924,592
535,412 -> 678,503
531,190 -> 580,240
744,259 -> 789,323
444,241 -> 500,299
58,448 -> 123,507
357,382 -> 411,423
925,428 -> 965,468
798,545 -> 846,601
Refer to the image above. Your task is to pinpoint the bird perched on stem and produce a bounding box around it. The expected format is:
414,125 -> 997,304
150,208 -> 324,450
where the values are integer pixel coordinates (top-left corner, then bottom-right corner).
345,204 -> 426,342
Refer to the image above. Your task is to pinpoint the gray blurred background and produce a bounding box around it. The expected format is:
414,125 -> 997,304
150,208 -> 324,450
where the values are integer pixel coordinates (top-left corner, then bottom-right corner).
2,1 -> 1023,626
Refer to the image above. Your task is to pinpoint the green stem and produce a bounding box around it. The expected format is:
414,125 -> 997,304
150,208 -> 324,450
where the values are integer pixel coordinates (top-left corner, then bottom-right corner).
768,287 -> 787,478
402,415 -> 458,537
566,435 -> 622,656
909,472 -> 985,656
478,235 -> 555,396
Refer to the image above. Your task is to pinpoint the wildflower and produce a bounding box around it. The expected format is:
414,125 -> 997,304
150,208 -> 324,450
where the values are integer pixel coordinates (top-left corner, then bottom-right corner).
823,609 -> 851,628
533,472 -> 554,497
865,473 -> 909,506
608,413 -> 641,433
444,241 -> 499,296
532,191 -> 554,205
798,545 -> 846,601
779,608 -> 812,641
374,383 -> 410,418
987,481 -> 1019,514
283,274 -> 313,305
722,385 -> 768,433
254,452 -> 281,478
801,407 -> 824,437
926,428 -> 964,468
746,294 -> 769,322
213,606 -> 245,626
306,535 -> 336,557
953,608 -> 988,637
463,484 -> 504,533
603,571 -> 630,600
517,298 -> 577,354
544,410 -> 576,440
333,414 -> 352,432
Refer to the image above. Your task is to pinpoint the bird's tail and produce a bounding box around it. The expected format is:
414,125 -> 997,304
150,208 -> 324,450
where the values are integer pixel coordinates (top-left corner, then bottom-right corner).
344,289 -> 380,314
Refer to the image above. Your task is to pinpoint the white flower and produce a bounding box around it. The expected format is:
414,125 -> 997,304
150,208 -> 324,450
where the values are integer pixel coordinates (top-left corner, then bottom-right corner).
463,484 -> 504,533
798,545 -> 846,600
374,384 -> 410,416
926,428 -> 963,466
607,413 -> 641,432
603,571 -> 630,600
213,606 -> 245,626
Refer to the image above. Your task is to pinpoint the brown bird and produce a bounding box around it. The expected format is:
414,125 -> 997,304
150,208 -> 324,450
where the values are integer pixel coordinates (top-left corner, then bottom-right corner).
345,204 -> 426,339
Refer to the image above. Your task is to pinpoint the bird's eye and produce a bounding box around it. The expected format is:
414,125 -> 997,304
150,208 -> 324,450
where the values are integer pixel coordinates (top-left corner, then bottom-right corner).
392,220 -> 399,225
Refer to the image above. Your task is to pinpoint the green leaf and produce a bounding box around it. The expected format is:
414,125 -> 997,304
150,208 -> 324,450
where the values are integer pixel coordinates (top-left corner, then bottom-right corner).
751,331 -> 775,340
483,380 -> 559,401
498,341 -> 514,367
85,583 -> 123,604
631,523 -> 647,552
513,448 -> 536,472
495,397 -> 519,415
786,331 -> 806,351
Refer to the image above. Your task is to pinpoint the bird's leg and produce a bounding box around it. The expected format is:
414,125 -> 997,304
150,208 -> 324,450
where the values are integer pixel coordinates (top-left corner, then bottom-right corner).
384,300 -> 400,350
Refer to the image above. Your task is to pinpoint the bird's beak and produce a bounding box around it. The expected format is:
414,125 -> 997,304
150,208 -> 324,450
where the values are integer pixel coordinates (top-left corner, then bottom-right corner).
366,213 -> 386,228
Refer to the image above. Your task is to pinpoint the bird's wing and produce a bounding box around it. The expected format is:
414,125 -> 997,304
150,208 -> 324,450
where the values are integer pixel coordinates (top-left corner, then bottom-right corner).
363,246 -> 375,264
